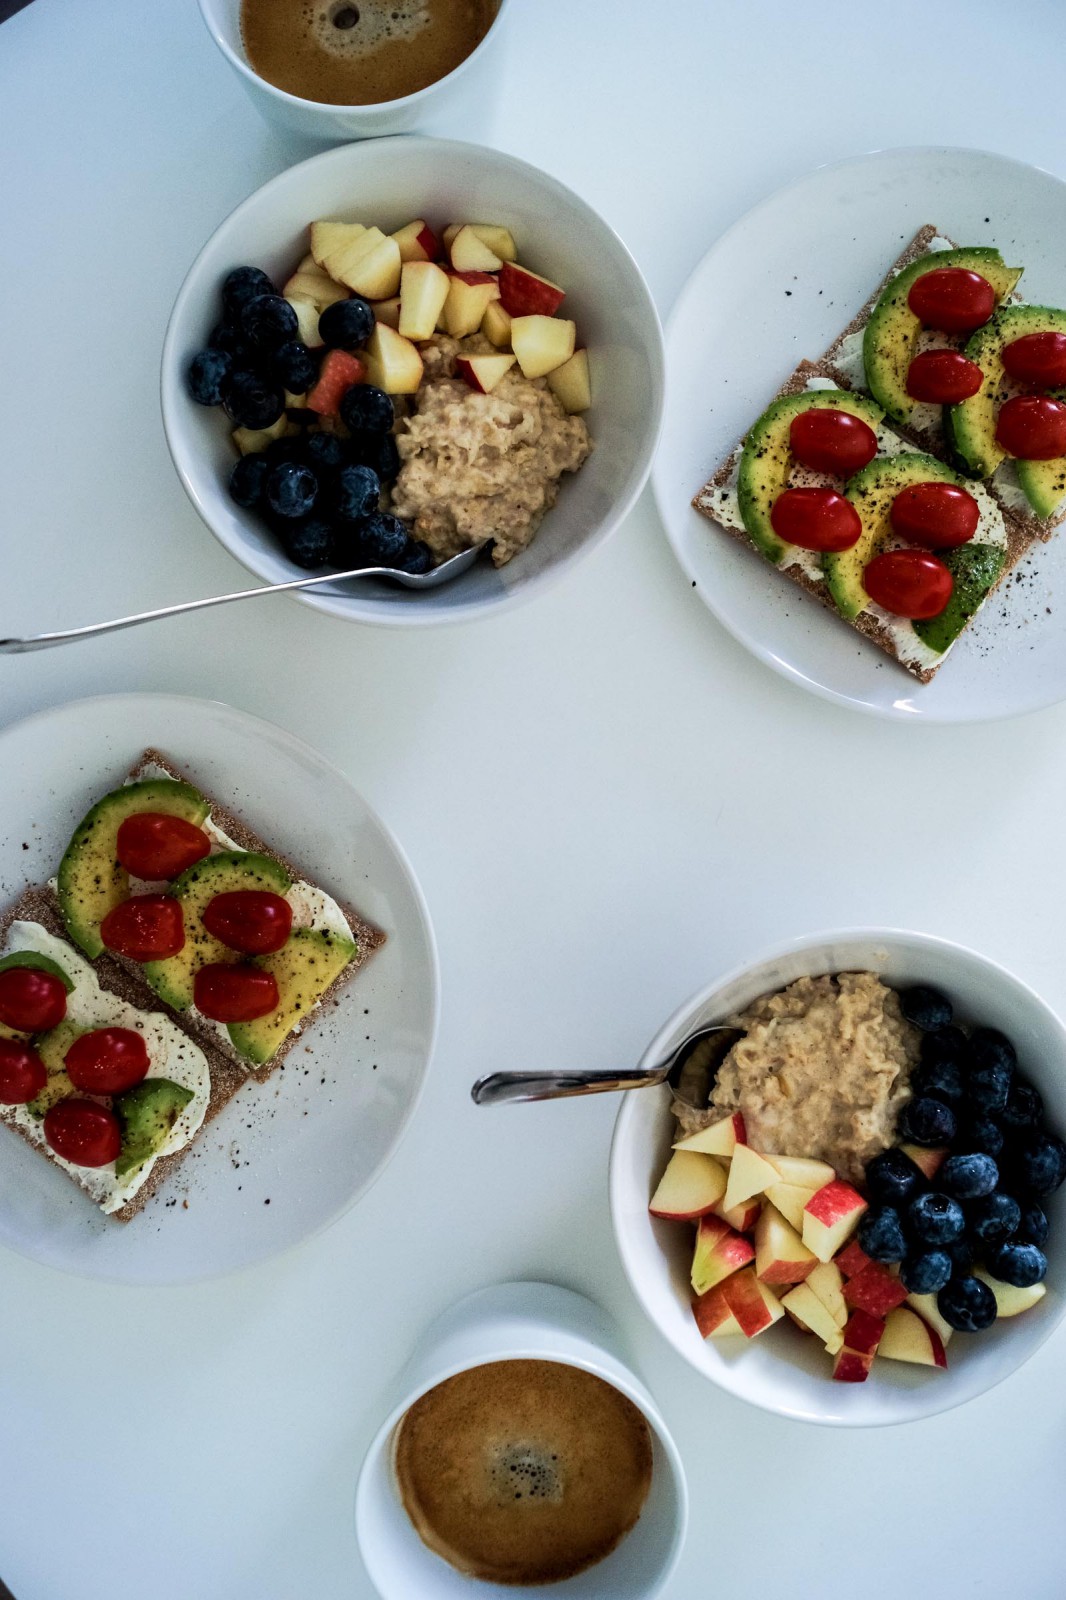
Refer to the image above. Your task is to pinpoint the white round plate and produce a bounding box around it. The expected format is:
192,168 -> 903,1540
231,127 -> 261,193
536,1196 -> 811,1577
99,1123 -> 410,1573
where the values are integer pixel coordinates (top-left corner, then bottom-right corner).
0,694 -> 438,1284
654,146 -> 1066,721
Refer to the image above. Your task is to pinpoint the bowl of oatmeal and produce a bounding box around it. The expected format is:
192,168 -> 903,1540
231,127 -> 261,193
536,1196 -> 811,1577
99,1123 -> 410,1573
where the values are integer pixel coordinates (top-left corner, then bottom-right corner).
161,136 -> 664,627
609,929 -> 1066,1426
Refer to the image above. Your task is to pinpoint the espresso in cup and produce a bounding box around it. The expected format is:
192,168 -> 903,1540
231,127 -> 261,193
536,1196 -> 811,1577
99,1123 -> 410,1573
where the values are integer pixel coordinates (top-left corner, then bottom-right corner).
239,0 -> 497,105
393,1358 -> 653,1586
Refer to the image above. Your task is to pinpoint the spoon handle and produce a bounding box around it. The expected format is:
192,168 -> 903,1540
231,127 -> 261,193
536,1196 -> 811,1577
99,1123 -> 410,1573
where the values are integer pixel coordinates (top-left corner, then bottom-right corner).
470,1069 -> 665,1105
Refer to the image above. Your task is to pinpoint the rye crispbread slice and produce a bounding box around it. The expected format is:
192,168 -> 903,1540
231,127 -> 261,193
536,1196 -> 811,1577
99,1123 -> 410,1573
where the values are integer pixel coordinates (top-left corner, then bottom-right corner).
692,359 -> 1036,684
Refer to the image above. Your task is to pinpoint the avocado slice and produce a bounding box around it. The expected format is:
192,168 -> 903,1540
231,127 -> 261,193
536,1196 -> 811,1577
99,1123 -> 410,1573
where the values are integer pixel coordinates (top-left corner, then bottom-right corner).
0,951 -> 75,991
737,389 -> 884,562
113,1078 -> 194,1178
25,1020 -> 85,1120
948,305 -> 1066,517
913,542 -> 1005,655
227,928 -> 357,1068
863,248 -> 1022,426
57,779 -> 209,959
142,851 -> 292,1011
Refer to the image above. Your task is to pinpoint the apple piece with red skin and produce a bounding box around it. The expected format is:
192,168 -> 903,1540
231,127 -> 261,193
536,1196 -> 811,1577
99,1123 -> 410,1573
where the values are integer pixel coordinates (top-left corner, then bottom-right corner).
499,261 -> 566,317
710,1193 -> 762,1233
900,1142 -> 948,1181
806,1261 -> 847,1328
547,349 -> 591,414
442,271 -> 501,338
691,1283 -> 743,1339
691,1214 -> 755,1295
780,1282 -> 845,1353
449,223 -> 503,273
674,1111 -> 746,1161
802,1180 -> 868,1263
832,1350 -> 875,1383
843,1261 -> 908,1318
390,219 -> 441,263
481,299 -> 513,349
834,1239 -> 872,1280
455,353 -> 517,395
764,1181 -> 817,1233
648,1149 -> 727,1221
879,1306 -> 948,1368
398,260 -> 450,341
719,1267 -> 784,1338
905,1292 -> 954,1345
767,1154 -> 836,1189
832,1308 -> 885,1382
974,1267 -> 1047,1318
754,1202 -> 817,1286
363,323 -> 423,395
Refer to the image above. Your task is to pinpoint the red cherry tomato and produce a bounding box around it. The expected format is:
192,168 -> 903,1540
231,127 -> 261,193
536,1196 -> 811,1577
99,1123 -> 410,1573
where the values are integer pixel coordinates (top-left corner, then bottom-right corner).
770,488 -> 862,552
116,812 -> 211,880
863,550 -> 953,619
905,350 -> 984,404
194,964 -> 279,1023
0,1038 -> 48,1105
1001,332 -> 1066,389
907,268 -> 996,333
889,482 -> 980,549
201,891 -> 293,955
788,409 -> 878,476
44,1098 -> 122,1167
995,394 -> 1066,459
0,966 -> 68,1032
100,895 -> 185,962
65,1027 -> 150,1094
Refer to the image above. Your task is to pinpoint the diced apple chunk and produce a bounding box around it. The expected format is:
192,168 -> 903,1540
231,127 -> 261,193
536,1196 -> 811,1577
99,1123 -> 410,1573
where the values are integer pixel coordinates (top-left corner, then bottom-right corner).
374,295 -> 401,331
764,1181 -> 817,1233
398,260 -> 450,341
900,1143 -> 948,1181
285,297 -> 323,348
363,322 -> 423,395
691,1283 -> 743,1339
465,223 -> 517,262
481,299 -> 513,349
449,223 -> 502,272
802,1180 -> 867,1263
390,219 -> 440,263
648,1150 -> 726,1221
720,1268 -> 784,1338
674,1112 -> 746,1161
767,1155 -> 836,1189
754,1203 -> 816,1286
781,1282 -> 844,1353
806,1261 -> 847,1328
310,219 -> 367,272
442,271 -> 500,338
331,227 -> 403,300
722,1144 -> 779,1214
710,1194 -> 762,1233
974,1267 -> 1048,1318
499,261 -> 566,317
905,1292 -> 954,1345
691,1215 -> 755,1296
843,1261 -> 908,1318
546,348 -> 591,413
283,260 -> 350,310
879,1306 -> 948,1368
455,353 -> 516,394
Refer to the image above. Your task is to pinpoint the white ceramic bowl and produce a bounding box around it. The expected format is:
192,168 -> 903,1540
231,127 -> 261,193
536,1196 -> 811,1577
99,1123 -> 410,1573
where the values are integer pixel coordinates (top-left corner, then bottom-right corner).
161,137 -> 664,628
610,929 -> 1066,1426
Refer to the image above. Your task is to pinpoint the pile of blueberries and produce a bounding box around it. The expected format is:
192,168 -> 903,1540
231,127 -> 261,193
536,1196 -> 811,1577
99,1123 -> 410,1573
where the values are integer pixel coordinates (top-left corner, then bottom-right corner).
186,265 -> 432,573
858,984 -> 1065,1333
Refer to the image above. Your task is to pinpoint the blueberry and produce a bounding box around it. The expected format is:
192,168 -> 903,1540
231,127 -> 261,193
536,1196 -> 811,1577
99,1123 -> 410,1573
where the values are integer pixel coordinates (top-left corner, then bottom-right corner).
920,1026 -> 967,1070
371,432 -> 402,481
899,1095 -> 957,1148
858,1205 -> 908,1263
938,1275 -> 997,1332
1017,1202 -> 1049,1246
900,1249 -> 953,1294
940,1152 -> 999,1200
187,347 -> 233,406
281,517 -> 335,569
318,296 -> 375,351
947,1236 -> 974,1274
912,1058 -> 964,1107
1012,1131 -> 1066,1196
265,462 -> 318,520
906,1191 -> 966,1245
228,452 -> 271,510
396,539 -> 434,575
221,370 -> 284,430
303,431 -> 347,472
965,1030 -> 1015,1113
955,1115 -> 1005,1160
332,463 -> 381,521
240,294 -> 299,352
985,1241 -> 1048,1288
268,340 -> 319,394
222,265 -> 274,322
339,383 -> 394,435
264,435 -> 305,465
865,1148 -> 925,1208
356,511 -> 409,565
209,321 -> 251,360
967,1191 -> 1021,1244
899,985 -> 953,1032
999,1081 -> 1044,1133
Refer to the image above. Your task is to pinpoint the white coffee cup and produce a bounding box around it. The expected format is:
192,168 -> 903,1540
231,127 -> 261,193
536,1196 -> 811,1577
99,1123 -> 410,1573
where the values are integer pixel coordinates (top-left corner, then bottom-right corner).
355,1282 -> 687,1599
197,0 -> 511,142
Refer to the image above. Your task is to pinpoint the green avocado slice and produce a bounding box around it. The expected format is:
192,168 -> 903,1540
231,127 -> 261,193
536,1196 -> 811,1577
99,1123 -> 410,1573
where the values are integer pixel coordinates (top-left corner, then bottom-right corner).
114,1079 -> 195,1179
0,951 -> 75,992
913,542 -> 1005,655
863,248 -> 1022,426
24,1020 -> 85,1120
228,928 -> 357,1068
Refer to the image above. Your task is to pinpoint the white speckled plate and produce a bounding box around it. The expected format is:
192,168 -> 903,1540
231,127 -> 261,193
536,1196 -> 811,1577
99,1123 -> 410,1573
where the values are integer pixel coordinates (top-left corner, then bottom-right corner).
0,694 -> 438,1283
654,146 -> 1066,721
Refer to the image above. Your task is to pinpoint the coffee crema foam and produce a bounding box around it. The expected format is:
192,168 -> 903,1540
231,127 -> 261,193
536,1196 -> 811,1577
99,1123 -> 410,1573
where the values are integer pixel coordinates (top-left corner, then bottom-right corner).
393,1359 -> 653,1586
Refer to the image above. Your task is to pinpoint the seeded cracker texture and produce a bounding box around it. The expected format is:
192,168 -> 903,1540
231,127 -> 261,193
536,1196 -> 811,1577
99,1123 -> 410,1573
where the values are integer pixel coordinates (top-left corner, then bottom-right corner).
692,359 -> 1035,684
0,750 -> 385,1222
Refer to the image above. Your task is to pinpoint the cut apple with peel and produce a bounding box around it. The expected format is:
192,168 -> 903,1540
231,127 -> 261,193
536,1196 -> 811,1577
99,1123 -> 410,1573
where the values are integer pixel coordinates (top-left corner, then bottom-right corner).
879,1306 -> 948,1368
720,1267 -> 784,1338
692,1284 -> 743,1339
285,297 -> 324,348
767,1155 -> 836,1189
834,1239 -> 872,1280
455,353 -> 517,394
691,1215 -> 755,1295
674,1112 -> 746,1161
648,1150 -> 726,1220
974,1267 -> 1047,1318
499,260 -> 566,317
723,1144 -> 779,1213
449,223 -> 502,272
806,1261 -> 847,1328
900,1143 -> 948,1181
802,1180 -> 867,1263
363,322 -> 423,395
390,219 -> 440,263
481,299 -> 513,349
398,260 -> 450,341
442,271 -> 500,338
905,1292 -> 954,1345
329,227 -> 403,300
843,1261 -> 908,1318
832,1308 -> 885,1382
547,348 -> 591,413
374,295 -> 401,331
754,1203 -> 817,1285
764,1182 -> 817,1233
710,1194 -> 762,1233
781,1282 -> 844,1353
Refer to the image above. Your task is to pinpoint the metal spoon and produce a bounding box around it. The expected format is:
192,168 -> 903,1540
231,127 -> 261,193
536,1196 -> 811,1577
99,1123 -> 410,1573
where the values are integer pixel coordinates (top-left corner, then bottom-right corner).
0,543 -> 487,654
470,1024 -> 743,1110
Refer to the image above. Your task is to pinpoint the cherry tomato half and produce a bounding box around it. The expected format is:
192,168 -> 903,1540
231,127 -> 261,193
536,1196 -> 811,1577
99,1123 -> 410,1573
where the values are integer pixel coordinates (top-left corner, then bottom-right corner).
0,1038 -> 48,1105
788,409 -> 878,476
116,812 -> 211,880
201,891 -> 293,956
44,1098 -> 122,1168
769,488 -> 862,552
0,966 -> 68,1032
100,895 -> 185,962
889,482 -> 980,549
1001,331 -> 1066,389
194,964 -> 279,1024
905,349 -> 984,404
907,268 -> 996,334
65,1027 -> 150,1095
863,549 -> 953,619
995,394 -> 1066,460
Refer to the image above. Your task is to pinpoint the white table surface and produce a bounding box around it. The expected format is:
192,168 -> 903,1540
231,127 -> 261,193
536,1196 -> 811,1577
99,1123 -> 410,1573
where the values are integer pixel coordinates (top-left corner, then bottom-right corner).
2,1 -> 1066,1595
